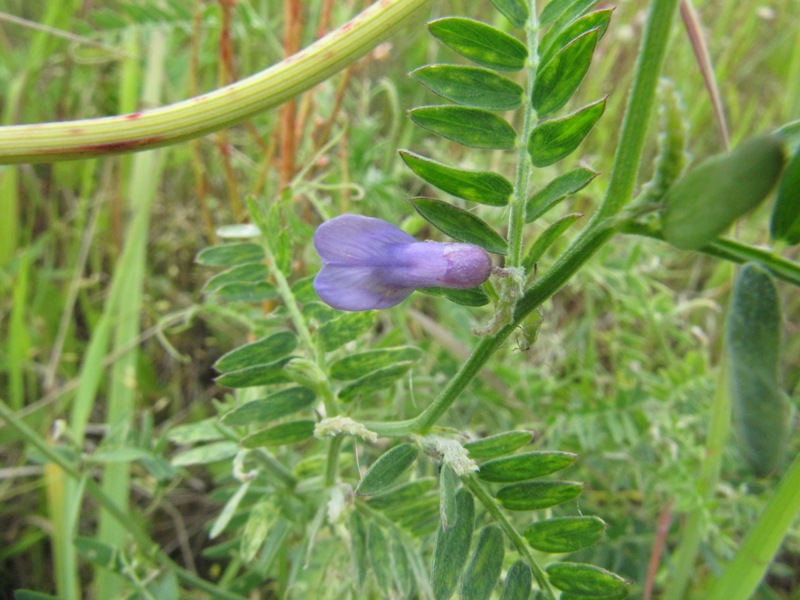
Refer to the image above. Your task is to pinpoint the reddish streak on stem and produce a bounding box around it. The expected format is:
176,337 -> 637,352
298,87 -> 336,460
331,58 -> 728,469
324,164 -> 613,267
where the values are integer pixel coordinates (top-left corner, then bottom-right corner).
643,498 -> 674,600
125,112 -> 142,120
63,136 -> 164,157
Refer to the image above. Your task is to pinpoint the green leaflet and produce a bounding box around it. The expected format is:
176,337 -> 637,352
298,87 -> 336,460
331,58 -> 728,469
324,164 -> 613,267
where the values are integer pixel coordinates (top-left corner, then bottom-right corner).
195,242 -> 265,267
411,65 -> 523,111
171,441 -> 238,466
367,478 -> 437,510
214,281 -> 277,302
726,263 -> 788,476
349,512 -> 369,585
528,98 -> 606,167
495,480 -> 584,510
432,489 -> 475,600
337,362 -> 414,402
770,144 -> 800,244
391,538 -> 414,597
491,0 -> 529,27
500,560 -> 533,600
523,516 -> 606,553
329,346 -> 422,380
464,431 -> 533,459
532,29 -> 599,118
214,331 -> 298,372
461,525 -> 505,600
418,285 -> 490,307
477,451 -> 577,482
540,0 -> 600,27
526,167 -> 598,223
215,357 -> 294,388
356,443 -> 419,496
221,386 -> 317,426
411,197 -> 508,255
546,562 -> 629,597
203,262 -> 269,292
240,420 -> 316,448
522,213 -> 584,271
409,106 -> 517,149
400,149 -> 513,206
428,17 -> 528,71
662,134 -> 786,250
368,523 -> 394,590
240,501 -> 272,561
539,9 -> 612,67
318,310 -> 375,352
440,465 -> 460,529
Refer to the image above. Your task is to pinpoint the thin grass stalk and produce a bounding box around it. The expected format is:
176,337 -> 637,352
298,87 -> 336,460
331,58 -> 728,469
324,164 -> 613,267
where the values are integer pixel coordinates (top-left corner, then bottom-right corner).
94,29 -> 168,597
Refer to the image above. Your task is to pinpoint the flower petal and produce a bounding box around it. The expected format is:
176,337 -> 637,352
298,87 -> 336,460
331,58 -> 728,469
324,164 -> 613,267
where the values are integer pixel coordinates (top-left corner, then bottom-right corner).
314,264 -> 413,311
314,214 -> 416,265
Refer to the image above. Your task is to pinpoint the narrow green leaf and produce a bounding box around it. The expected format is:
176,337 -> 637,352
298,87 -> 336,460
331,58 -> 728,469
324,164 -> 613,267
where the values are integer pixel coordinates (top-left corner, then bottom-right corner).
318,310 -> 375,352
215,357 -> 294,388
500,560 -> 533,600
203,262 -> 269,292
495,480 -> 584,510
356,443 -> 420,496
411,65 -> 523,111
524,516 -> 606,553
214,281 -> 277,302
195,242 -> 265,267
440,464 -> 460,529
400,149 -> 513,206
368,523 -> 394,590
221,387 -> 317,426
214,331 -> 298,373
383,495 -> 441,527
540,9 -> 612,67
409,106 -> 517,149
560,590 -> 629,600
391,538 -> 414,598
522,213 -> 584,270
350,511 -> 369,585
428,17 -> 528,71
209,481 -> 252,539
171,441 -> 238,466
464,431 -> 533,459
539,0 -> 599,27
411,197 -> 508,255
528,98 -> 606,167
14,591 -> 61,600
546,562 -> 629,597
167,418 -> 224,443
74,537 -> 124,570
726,263 -> 788,476
432,489 -> 475,600
329,346 -> 423,380
367,478 -> 437,510
533,29 -> 599,117
240,420 -> 316,448
478,451 -> 578,482
662,134 -> 786,250
526,167 -> 598,222
338,362 -> 413,402
418,285 -> 491,307
770,145 -> 800,244
461,525 -> 504,600
491,0 -> 529,28
240,501 -> 272,562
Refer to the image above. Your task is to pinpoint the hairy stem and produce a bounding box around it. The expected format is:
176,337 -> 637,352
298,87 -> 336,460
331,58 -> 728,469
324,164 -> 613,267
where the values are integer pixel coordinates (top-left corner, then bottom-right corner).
0,0 -> 431,164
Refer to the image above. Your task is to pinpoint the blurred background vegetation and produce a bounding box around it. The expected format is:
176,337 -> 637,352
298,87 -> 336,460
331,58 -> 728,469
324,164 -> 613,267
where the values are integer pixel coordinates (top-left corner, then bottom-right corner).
0,0 -> 798,597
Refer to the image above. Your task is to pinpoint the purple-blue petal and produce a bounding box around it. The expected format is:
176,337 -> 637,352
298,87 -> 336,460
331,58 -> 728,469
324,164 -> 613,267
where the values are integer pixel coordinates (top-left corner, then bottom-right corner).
314,264 -> 413,311
313,214 -> 416,265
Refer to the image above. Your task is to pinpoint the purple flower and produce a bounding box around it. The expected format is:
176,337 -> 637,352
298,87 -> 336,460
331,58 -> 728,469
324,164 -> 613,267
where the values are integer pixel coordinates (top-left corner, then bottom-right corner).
313,214 -> 492,311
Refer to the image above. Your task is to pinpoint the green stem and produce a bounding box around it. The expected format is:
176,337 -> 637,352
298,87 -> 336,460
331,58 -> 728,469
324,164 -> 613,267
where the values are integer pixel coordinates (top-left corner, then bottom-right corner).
0,0 -> 431,164
704,450 -> 800,600
464,476 -> 556,600
622,221 -> 800,288
369,0 -> 681,436
0,400 -> 247,600
325,435 -> 345,488
507,2 -> 540,268
594,0 -> 681,222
